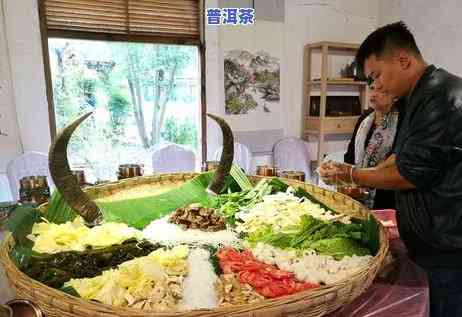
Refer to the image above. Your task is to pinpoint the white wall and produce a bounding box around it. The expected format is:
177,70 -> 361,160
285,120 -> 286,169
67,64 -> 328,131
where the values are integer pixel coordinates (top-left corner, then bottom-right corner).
205,0 -> 380,172
0,0 -> 49,200
0,0 -> 22,173
2,0 -> 50,154
204,0 -> 224,161
379,0 -> 462,77
284,0 -> 379,161
0,0 -> 21,201
205,1 -> 286,172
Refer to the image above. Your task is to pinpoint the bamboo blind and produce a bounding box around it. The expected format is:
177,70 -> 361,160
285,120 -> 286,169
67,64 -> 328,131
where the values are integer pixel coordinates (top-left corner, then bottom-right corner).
41,0 -> 200,42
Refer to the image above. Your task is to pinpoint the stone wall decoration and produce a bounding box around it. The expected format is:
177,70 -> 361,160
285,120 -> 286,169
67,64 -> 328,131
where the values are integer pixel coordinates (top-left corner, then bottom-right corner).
224,50 -> 280,115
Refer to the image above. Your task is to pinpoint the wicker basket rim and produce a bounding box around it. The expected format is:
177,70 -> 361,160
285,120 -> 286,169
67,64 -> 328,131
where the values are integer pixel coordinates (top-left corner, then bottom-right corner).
2,173 -> 389,317
1,232 -> 383,312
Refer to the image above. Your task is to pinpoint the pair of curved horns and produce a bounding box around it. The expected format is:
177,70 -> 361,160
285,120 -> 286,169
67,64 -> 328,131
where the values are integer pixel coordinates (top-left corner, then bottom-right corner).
49,112 -> 234,225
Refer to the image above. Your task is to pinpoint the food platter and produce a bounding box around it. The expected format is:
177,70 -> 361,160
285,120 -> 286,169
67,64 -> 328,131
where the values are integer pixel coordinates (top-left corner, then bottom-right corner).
1,113 -> 388,317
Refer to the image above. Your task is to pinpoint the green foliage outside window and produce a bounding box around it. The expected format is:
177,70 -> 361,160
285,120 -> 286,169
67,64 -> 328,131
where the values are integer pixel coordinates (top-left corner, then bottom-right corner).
49,39 -> 200,181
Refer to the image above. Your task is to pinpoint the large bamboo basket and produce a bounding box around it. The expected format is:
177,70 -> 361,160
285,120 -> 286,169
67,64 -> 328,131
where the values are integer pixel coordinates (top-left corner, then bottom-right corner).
1,173 -> 389,317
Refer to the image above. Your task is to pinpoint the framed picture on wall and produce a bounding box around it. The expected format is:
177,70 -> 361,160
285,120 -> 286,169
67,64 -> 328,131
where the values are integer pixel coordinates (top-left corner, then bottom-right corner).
224,49 -> 280,115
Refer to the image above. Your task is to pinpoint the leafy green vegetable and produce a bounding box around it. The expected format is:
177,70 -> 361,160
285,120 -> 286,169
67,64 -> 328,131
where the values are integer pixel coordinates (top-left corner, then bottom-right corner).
218,176 -> 379,257
204,245 -> 222,275
230,164 -> 253,190
310,238 -> 370,260
6,205 -> 43,270
216,179 -> 273,226
23,239 -> 160,288
60,285 -> 80,297
267,177 -> 289,193
219,201 -> 241,226
44,190 -> 77,224
290,222 -> 326,249
361,216 -> 380,255
244,214 -> 377,259
245,225 -> 292,248
10,245 -> 35,269
6,205 -> 41,246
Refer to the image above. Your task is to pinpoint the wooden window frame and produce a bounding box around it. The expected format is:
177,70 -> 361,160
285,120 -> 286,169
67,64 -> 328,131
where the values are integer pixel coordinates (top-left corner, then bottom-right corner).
38,0 -> 207,163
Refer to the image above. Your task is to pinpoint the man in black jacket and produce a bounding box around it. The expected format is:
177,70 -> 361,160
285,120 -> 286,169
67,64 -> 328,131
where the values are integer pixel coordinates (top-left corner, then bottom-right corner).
320,21 -> 462,317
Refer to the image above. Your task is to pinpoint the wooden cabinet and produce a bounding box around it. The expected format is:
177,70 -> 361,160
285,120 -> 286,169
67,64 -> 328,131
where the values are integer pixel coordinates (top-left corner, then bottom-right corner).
302,41 -> 368,165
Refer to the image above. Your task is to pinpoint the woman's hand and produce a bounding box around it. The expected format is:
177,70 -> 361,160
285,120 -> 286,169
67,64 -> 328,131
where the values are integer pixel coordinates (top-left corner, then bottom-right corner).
319,161 -> 355,185
318,161 -> 337,185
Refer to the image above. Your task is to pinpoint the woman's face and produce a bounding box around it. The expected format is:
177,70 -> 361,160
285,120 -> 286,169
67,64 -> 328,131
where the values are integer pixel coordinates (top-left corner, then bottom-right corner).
369,89 -> 395,112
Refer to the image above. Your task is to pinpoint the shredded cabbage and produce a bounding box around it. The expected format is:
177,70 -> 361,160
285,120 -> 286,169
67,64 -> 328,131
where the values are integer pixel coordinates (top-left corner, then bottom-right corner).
65,245 -> 189,307
236,191 -> 349,234
28,217 -> 142,253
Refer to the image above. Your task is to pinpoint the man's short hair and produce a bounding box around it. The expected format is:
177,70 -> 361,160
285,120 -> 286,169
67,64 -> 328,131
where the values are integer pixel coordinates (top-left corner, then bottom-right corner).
355,21 -> 421,76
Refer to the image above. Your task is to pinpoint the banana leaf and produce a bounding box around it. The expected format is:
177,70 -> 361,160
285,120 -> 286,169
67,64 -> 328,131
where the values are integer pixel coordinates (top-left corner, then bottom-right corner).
44,172 -> 239,229
99,172 -> 217,229
6,205 -> 41,246
6,205 -> 43,268
45,190 -> 78,224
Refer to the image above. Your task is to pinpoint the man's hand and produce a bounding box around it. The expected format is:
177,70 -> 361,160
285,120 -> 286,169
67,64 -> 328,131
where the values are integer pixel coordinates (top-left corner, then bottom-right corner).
319,157 -> 415,190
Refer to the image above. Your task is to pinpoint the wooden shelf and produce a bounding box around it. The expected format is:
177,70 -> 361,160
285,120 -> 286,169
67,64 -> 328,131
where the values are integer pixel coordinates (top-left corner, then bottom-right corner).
302,40 -> 367,164
305,115 -> 361,120
310,91 -> 360,96
304,116 -> 360,135
307,41 -> 359,50
308,79 -> 367,86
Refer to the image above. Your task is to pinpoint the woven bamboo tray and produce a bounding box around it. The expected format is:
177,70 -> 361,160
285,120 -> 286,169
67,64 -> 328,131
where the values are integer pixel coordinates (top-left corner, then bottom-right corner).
1,173 -> 389,317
